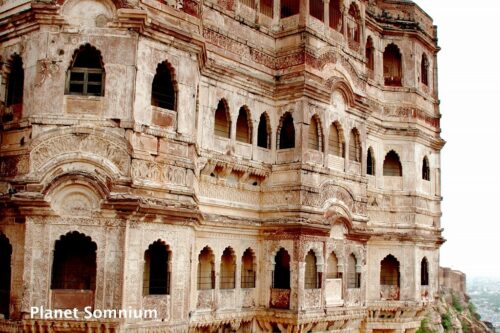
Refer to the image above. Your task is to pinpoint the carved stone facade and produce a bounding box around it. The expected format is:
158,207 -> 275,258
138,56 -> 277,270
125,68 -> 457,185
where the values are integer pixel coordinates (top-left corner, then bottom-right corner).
0,0 -> 444,332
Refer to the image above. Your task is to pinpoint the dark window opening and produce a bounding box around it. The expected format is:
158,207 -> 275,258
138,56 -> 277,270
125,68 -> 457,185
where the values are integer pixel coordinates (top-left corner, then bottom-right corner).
280,0 -> 299,18
143,241 -> 171,295
305,250 -> 321,289
6,55 -> 24,107
347,254 -> 360,288
366,37 -> 375,71
421,53 -> 429,86
327,252 -> 341,279
241,248 -> 256,288
214,100 -> 231,138
383,150 -> 402,176
220,247 -> 236,289
329,0 -> 342,31
257,113 -> 271,149
309,0 -> 323,21
278,112 -> 295,149
151,62 -> 176,110
367,147 -> 375,175
66,44 -> 105,96
273,248 -> 290,289
422,156 -> 430,181
421,258 -> 429,286
380,255 -> 400,286
347,3 -> 361,43
328,122 -> 343,157
260,0 -> 273,17
51,232 -> 97,290
308,116 -> 322,151
0,234 -> 12,319
349,128 -> 361,162
383,44 -> 402,86
236,107 -> 252,143
197,247 -> 215,290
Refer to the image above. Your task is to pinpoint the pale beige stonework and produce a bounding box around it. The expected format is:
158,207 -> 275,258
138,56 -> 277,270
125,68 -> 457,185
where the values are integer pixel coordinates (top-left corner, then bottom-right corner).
0,0 -> 444,332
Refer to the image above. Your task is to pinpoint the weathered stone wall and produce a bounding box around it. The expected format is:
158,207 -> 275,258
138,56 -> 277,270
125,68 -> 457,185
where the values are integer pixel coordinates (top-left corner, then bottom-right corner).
0,0 -> 444,331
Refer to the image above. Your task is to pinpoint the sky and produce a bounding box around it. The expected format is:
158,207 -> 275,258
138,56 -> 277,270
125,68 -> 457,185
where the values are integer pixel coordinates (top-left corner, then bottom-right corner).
414,0 -> 500,278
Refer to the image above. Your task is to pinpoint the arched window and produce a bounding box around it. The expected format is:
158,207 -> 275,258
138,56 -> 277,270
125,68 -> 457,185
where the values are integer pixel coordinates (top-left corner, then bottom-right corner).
349,128 -> 361,162
366,37 -> 375,72
260,0 -> 273,17
236,107 -> 252,143
326,252 -> 340,279
383,44 -> 402,86
273,248 -> 290,289
329,0 -> 342,31
143,241 -> 171,295
347,3 -> 361,44
383,150 -> 402,176
0,234 -> 12,319
347,254 -> 360,288
422,156 -> 430,181
278,112 -> 295,149
51,232 -> 97,291
367,147 -> 375,175
5,54 -> 24,107
257,112 -> 271,149
421,257 -> 429,286
197,246 -> 215,290
151,62 -> 176,110
309,0 -> 323,21
421,53 -> 429,86
280,0 -> 299,18
305,250 -> 320,289
220,247 -> 236,289
328,122 -> 344,157
380,255 -> 400,286
66,44 -> 105,96
241,248 -> 256,288
308,116 -> 322,151
214,100 -> 231,138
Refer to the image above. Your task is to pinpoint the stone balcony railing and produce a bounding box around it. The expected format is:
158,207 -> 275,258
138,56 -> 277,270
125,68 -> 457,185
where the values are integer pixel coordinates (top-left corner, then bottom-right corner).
380,285 -> 400,301
327,154 -> 344,171
345,288 -> 362,306
197,290 -> 215,309
384,176 -> 403,190
421,286 -> 430,301
241,288 -> 257,308
51,289 -> 94,310
142,295 -> 171,321
303,289 -> 322,309
218,289 -> 236,309
325,278 -> 343,306
270,288 -> 291,309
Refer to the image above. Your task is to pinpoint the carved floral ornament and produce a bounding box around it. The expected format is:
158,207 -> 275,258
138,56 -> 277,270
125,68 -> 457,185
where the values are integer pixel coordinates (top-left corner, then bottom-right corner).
29,129 -> 131,178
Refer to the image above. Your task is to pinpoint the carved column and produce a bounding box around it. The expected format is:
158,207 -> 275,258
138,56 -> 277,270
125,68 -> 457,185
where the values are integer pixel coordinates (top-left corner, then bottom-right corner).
323,0 -> 330,29
273,0 -> 280,27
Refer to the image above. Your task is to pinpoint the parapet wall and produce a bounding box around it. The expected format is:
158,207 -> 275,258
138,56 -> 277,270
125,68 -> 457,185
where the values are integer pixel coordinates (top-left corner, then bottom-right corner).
439,266 -> 466,295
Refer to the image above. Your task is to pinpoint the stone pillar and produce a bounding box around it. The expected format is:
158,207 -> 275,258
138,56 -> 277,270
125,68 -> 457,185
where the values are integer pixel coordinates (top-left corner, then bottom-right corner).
323,0 -> 330,28
273,0 -> 280,27
297,262 -> 305,310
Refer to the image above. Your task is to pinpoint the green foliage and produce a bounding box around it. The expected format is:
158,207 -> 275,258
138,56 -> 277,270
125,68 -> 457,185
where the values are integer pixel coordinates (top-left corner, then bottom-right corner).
416,318 -> 433,333
461,319 -> 471,333
468,302 -> 481,320
452,293 -> 463,312
441,313 -> 452,331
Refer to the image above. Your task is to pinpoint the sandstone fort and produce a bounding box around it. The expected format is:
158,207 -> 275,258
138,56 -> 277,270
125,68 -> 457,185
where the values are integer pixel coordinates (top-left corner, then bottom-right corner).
0,0 -> 445,331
